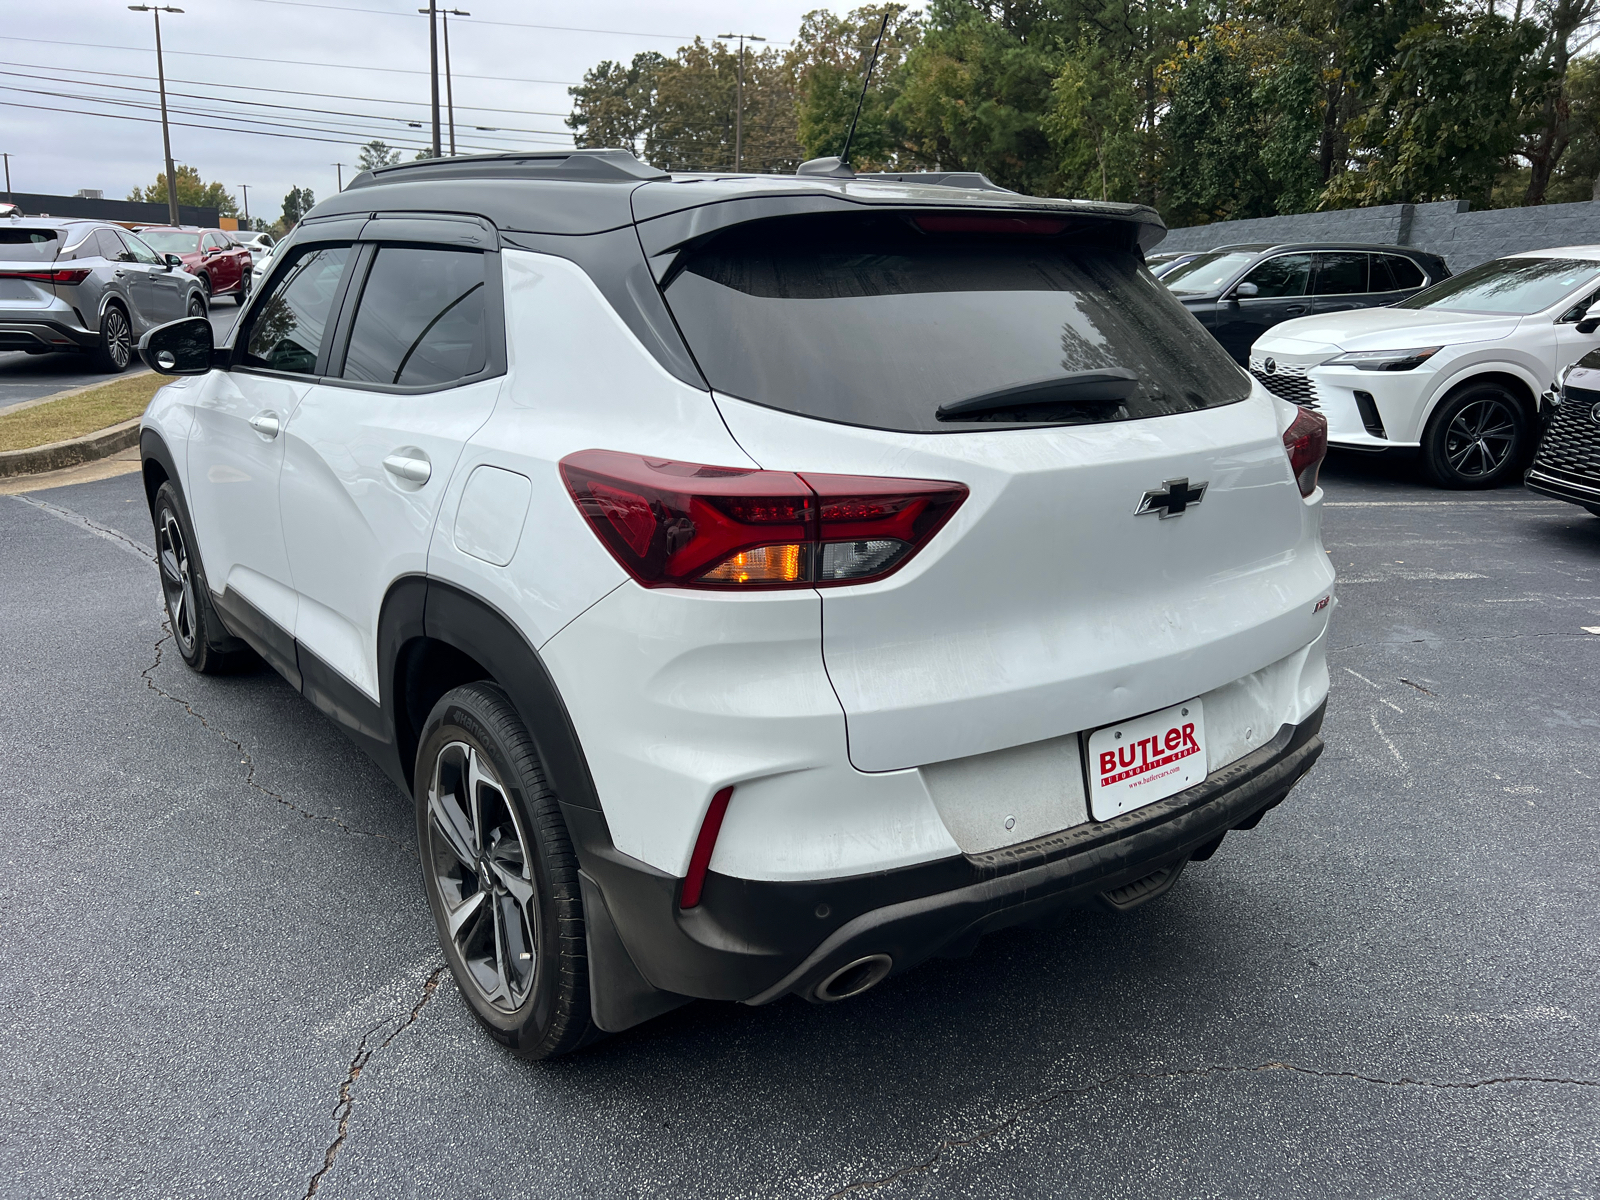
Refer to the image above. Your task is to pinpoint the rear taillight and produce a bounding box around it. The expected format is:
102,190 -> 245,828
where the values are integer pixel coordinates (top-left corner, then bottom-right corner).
0,268 -> 91,285
559,449 -> 968,590
1283,406 -> 1328,497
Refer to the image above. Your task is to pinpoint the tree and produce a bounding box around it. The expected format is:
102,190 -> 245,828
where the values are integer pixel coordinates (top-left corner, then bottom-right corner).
1515,0 -> 1600,204
568,52 -> 667,155
280,185 -> 315,230
357,140 -> 402,172
790,5 -> 921,168
128,164 -> 238,216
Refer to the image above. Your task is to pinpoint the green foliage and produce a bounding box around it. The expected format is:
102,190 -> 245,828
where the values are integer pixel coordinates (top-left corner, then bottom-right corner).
357,140 -> 402,172
792,5 -> 921,168
1043,41 -> 1139,202
127,165 -> 238,217
279,185 -> 315,230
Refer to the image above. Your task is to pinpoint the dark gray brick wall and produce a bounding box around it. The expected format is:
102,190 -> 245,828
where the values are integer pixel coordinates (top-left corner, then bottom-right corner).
1159,199 -> 1600,271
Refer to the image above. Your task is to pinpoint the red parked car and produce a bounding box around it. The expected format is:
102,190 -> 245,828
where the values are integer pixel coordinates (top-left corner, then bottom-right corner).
136,226 -> 253,305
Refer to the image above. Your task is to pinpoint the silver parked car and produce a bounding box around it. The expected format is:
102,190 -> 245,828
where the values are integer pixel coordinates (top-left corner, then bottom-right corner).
0,216 -> 208,372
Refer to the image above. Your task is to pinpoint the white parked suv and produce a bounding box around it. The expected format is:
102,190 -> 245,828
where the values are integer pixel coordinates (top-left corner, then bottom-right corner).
136,150 -> 1334,1058
1251,247 -> 1600,487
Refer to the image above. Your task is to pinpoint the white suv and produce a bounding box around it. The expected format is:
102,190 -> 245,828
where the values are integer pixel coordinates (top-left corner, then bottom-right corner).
136,151 -> 1335,1058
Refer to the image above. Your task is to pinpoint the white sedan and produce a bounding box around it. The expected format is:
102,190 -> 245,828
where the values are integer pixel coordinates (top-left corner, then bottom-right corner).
1250,247 -> 1600,487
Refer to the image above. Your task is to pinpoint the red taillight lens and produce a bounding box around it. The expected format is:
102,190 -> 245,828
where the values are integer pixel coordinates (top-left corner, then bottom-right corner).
559,449 -> 968,589
0,268 -> 91,285
1282,406 -> 1328,497
913,214 -> 1070,236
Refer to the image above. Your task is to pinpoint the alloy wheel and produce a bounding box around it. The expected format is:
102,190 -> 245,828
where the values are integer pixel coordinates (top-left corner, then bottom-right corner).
156,510 -> 198,656
1443,397 -> 1516,478
426,741 -> 539,1012
104,308 -> 131,369
189,296 -> 206,319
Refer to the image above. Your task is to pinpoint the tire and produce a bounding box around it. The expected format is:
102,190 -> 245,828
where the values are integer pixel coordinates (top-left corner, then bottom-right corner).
415,682 -> 599,1059
188,294 -> 207,320
197,273 -> 212,303
151,482 -> 255,674
88,304 -> 132,373
1420,382 -> 1531,489
234,271 -> 250,306
1584,504 -> 1600,518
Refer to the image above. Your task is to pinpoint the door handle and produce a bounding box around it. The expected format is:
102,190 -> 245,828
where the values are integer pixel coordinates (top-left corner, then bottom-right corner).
248,411 -> 280,439
1285,305 -> 1308,315
382,451 -> 432,484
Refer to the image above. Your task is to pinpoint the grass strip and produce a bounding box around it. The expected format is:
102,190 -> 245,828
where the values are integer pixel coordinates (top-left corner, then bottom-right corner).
0,373 -> 167,453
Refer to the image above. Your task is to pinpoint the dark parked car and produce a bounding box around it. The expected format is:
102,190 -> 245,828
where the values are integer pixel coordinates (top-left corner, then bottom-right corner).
1161,243 -> 1451,365
1144,250 -> 1206,278
1526,348 -> 1600,516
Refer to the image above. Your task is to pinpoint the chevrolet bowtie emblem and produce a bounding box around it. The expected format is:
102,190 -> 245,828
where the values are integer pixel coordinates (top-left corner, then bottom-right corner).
1136,477 -> 1208,519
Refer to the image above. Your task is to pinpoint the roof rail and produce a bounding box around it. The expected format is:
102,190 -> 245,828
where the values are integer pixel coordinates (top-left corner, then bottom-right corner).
346,149 -> 669,191
855,171 -> 1012,193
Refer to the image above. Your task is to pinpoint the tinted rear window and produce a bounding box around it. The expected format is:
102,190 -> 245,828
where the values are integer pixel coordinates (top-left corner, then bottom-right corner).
662,213 -> 1249,432
0,229 -> 62,262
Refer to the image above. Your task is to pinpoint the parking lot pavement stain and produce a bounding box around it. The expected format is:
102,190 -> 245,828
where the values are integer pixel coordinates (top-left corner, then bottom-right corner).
824,1062 -> 1600,1198
140,628 -> 414,853
304,967 -> 447,1199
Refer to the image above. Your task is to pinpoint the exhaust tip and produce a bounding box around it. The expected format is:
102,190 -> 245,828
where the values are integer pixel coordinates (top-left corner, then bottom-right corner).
812,954 -> 892,1003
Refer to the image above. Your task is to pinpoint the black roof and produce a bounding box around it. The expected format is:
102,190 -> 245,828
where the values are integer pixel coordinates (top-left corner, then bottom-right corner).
306,149 -> 1170,248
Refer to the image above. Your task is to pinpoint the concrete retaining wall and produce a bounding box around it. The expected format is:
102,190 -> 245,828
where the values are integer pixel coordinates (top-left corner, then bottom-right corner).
1160,199 -> 1600,271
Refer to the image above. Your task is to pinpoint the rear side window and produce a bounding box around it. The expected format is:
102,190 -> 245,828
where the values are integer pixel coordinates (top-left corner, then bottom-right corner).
1379,255 -> 1426,290
1313,252 -> 1368,295
240,244 -> 352,374
341,246 -> 487,388
95,230 -> 131,261
0,229 -> 62,262
661,213 -> 1248,432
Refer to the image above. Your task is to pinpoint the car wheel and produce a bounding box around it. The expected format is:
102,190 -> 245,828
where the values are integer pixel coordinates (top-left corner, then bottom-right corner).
152,482 -> 256,674
197,273 -> 211,302
1420,383 -> 1529,489
88,304 -> 132,373
188,294 -> 207,320
1583,503 -> 1600,518
234,271 -> 251,306
415,682 -> 599,1060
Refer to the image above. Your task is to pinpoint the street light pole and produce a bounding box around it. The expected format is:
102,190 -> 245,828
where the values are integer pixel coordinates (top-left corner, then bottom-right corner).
2,153 -> 12,202
717,32 -> 765,172
422,8 -> 470,155
129,5 -> 184,226
332,163 -> 346,191
238,183 -> 249,227
426,0 -> 441,158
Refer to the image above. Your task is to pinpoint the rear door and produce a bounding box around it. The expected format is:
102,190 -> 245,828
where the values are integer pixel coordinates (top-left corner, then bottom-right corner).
1371,253 -> 1429,303
658,210 -> 1332,771
123,231 -> 187,321
1212,252 -> 1314,363
277,222 -> 504,705
1308,251 -> 1370,316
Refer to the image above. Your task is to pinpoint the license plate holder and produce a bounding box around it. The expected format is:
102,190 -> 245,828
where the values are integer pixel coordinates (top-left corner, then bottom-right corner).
1087,700 -> 1207,820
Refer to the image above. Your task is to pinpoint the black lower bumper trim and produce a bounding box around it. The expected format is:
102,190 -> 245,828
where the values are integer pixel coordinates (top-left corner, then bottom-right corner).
576,703 -> 1325,1007
0,320 -> 95,350
1525,466 -> 1600,509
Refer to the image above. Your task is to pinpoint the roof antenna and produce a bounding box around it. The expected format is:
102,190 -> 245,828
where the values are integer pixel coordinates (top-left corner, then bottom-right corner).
797,8 -> 895,178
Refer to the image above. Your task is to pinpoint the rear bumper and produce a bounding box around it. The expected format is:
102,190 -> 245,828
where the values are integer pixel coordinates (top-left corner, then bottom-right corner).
577,701 -> 1325,1011
0,318 -> 95,351
1525,465 -> 1600,509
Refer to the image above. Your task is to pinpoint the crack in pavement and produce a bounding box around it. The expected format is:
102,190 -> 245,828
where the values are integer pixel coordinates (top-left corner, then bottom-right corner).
1331,632 -> 1595,652
825,1060 -> 1600,1197
143,628 -> 413,852
8,493 -> 158,564
304,967 -> 446,1199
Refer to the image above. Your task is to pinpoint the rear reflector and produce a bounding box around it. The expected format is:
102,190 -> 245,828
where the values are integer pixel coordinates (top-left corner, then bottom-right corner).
0,268 -> 91,285
1282,406 -> 1328,497
559,449 -> 967,589
680,786 -> 733,909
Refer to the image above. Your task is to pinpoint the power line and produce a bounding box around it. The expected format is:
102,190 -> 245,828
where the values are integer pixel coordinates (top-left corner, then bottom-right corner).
232,0 -> 697,40
0,58 -> 572,118
0,35 -> 577,85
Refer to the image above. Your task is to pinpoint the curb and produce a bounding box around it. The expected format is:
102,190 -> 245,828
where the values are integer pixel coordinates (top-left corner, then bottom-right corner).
0,418 -> 143,478
0,368 -> 154,419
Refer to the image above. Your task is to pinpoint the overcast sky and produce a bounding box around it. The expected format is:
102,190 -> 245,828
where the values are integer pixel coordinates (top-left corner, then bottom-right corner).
2,0 -> 871,221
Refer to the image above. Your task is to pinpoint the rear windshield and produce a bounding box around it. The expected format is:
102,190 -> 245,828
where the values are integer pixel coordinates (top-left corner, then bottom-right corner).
1393,256 -> 1600,315
140,230 -> 202,255
0,229 -> 62,262
661,213 -> 1249,432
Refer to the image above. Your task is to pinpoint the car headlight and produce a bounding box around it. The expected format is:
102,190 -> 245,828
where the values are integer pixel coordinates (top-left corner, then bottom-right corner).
1321,346 -> 1443,371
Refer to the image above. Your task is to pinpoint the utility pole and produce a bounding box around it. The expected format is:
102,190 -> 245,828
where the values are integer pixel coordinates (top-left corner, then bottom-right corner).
129,5 -> 184,225
2,153 -> 11,202
424,0 -> 441,158
332,163 -> 346,191
238,183 -> 250,227
717,32 -> 766,171
421,8 -> 469,155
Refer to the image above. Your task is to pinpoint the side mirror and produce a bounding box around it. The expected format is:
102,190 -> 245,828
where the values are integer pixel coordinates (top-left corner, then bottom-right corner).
164,253 -> 184,270
1577,317 -> 1600,335
139,315 -> 215,375
1234,282 -> 1260,298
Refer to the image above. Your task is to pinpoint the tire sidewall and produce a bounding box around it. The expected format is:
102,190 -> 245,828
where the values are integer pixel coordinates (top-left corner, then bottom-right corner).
95,304 -> 131,373
414,691 -> 570,1047
1422,383 -> 1529,489
152,482 -> 214,668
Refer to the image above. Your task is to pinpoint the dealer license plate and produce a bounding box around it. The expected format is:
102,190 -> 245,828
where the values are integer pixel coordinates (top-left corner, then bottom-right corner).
1087,700 -> 1207,820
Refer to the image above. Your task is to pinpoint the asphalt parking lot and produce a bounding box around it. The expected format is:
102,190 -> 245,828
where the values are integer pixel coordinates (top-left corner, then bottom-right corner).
0,304 -> 240,409
2,450 -> 1597,1199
